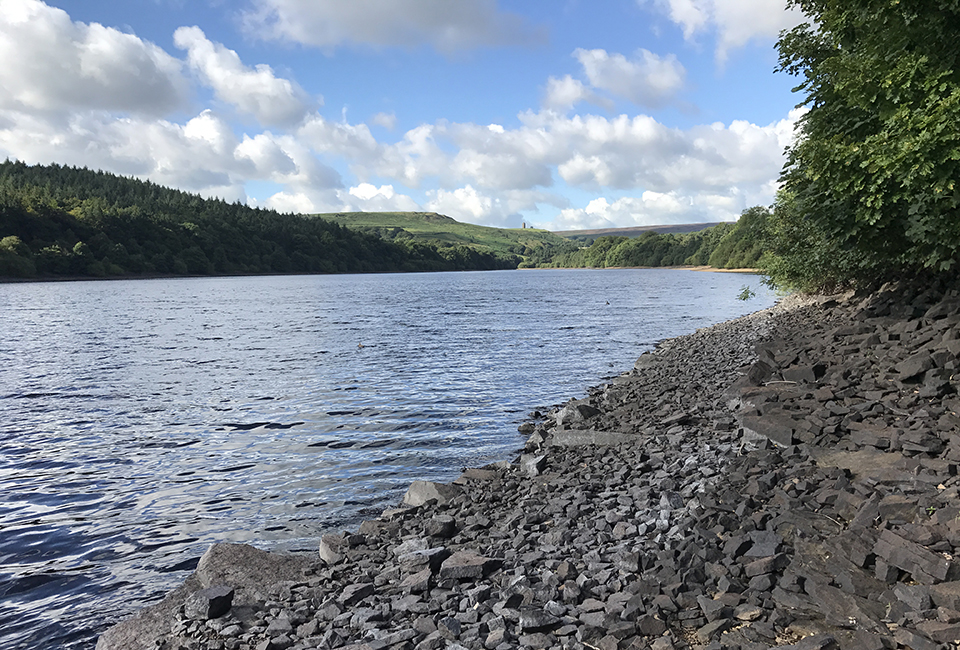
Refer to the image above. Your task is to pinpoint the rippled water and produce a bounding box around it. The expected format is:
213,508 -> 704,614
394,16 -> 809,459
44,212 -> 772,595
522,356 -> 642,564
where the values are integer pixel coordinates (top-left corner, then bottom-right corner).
0,269 -> 775,649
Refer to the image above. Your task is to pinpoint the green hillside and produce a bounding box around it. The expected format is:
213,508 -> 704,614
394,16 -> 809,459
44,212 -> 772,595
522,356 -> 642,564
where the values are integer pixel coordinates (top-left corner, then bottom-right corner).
0,162 -> 518,279
315,211 -> 578,267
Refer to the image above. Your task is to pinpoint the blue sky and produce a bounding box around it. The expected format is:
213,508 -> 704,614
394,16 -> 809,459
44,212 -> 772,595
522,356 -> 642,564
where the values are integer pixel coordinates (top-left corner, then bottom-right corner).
0,0 -> 807,229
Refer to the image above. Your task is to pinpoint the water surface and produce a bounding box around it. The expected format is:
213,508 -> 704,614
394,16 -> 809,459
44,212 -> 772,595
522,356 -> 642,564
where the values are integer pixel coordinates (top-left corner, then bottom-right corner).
0,269 -> 775,648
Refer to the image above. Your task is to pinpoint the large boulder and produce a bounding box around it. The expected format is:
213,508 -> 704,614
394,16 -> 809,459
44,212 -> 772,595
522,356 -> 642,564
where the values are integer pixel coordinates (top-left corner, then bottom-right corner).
401,480 -> 461,507
96,543 -> 315,650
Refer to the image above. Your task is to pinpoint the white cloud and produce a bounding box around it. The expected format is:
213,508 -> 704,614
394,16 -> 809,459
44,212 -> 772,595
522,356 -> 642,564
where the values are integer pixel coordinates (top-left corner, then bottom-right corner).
242,0 -> 545,53
263,191 -> 318,214
650,0 -> 806,62
174,26 -> 315,127
346,183 -> 419,212
426,185 -> 492,222
543,76 -> 598,111
425,186 -> 566,228
0,0 -> 188,116
371,112 -> 398,130
550,190 -> 743,231
574,48 -> 686,108
295,106 -> 798,218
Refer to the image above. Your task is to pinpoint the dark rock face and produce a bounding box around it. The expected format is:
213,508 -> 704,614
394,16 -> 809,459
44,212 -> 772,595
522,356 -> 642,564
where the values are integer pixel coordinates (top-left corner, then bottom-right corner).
99,279 -> 960,650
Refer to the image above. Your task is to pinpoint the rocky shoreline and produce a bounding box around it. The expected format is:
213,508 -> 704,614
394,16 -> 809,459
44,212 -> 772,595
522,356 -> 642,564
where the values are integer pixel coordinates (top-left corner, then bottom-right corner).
98,279 -> 960,650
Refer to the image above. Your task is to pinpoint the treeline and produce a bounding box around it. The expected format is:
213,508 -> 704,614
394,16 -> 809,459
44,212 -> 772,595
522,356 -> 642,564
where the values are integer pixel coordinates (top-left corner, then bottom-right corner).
544,206 -> 769,270
0,161 -> 517,279
763,1 -> 960,291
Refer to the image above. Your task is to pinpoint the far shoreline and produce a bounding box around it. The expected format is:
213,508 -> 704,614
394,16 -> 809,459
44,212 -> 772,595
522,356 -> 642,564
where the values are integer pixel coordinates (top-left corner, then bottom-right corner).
520,264 -> 762,274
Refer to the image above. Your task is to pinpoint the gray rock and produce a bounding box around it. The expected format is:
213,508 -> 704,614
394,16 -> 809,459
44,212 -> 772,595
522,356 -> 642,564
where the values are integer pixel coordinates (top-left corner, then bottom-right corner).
439,551 -> 500,580
423,515 -> 456,538
184,585 -> 234,620
547,429 -> 633,447
319,533 -> 345,564
402,480 -> 461,507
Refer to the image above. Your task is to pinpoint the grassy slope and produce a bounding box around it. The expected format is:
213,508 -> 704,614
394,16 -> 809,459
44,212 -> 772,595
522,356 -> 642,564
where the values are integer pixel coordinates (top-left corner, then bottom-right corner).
314,211 -> 573,258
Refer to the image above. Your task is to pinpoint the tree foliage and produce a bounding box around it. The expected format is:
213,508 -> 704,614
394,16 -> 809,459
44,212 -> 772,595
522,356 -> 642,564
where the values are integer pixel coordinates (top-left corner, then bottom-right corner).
0,161 -> 518,279
542,208 -> 769,270
771,0 -> 960,289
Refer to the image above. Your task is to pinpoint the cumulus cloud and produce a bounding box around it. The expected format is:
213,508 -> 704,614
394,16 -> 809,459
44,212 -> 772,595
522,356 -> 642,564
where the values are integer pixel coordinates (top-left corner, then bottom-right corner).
650,0 -> 806,62
542,75 -> 613,112
293,105 -> 799,221
574,48 -> 686,108
174,26 -> 316,127
425,186 -> 563,228
346,183 -> 420,211
550,190 -> 744,231
242,0 -> 545,53
0,0 -> 188,116
263,191 -> 319,215
371,112 -> 398,130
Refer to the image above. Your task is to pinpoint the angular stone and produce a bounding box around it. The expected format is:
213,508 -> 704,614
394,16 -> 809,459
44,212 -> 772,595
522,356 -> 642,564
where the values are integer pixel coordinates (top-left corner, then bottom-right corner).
745,530 -> 781,558
897,354 -> 936,380
378,630 -> 419,646
398,547 -> 449,574
339,582 -> 374,605
265,617 -> 293,635
519,609 -> 560,631
659,491 -> 683,510
423,515 -> 457,539
402,481 -> 461,507
548,429 -> 633,447
733,604 -> 763,621
399,568 -> 431,593
438,617 -> 461,640
931,581 -> 960,610
916,620 -> 960,643
319,534 -> 345,565
556,401 -> 601,425
97,543 -> 315,650
696,619 -> 732,644
439,551 -> 500,580
894,628 -> 939,650
777,634 -> 838,650
520,454 -> 548,476
894,583 -> 932,611
635,614 -> 668,636
874,529 -> 952,584
741,413 -> 796,447
517,632 -> 554,649
456,468 -> 498,482
184,585 -> 234,620
743,553 -> 789,577
781,363 -> 826,384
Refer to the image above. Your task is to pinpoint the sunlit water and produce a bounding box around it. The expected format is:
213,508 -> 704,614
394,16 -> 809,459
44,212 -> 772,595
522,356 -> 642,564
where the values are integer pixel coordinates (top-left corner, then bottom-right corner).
0,269 -> 776,649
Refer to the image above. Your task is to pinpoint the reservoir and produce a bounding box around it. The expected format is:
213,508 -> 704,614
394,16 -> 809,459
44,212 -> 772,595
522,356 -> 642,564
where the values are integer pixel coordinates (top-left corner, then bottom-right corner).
0,268 -> 776,649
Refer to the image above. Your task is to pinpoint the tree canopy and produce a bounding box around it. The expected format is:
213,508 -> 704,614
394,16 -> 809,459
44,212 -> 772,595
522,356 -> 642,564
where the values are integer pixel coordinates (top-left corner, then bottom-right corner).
0,161 -> 518,279
542,207 -> 769,270
768,0 -> 960,290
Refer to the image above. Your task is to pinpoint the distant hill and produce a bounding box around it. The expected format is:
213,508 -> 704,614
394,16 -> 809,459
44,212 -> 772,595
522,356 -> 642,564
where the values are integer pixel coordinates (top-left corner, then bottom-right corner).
553,222 -> 724,245
315,211 -> 578,267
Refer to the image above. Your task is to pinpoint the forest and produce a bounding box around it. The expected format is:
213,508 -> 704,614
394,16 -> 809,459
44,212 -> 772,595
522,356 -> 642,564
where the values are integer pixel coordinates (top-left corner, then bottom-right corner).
0,161 -> 518,279
0,159 -> 770,281
543,206 -> 769,271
